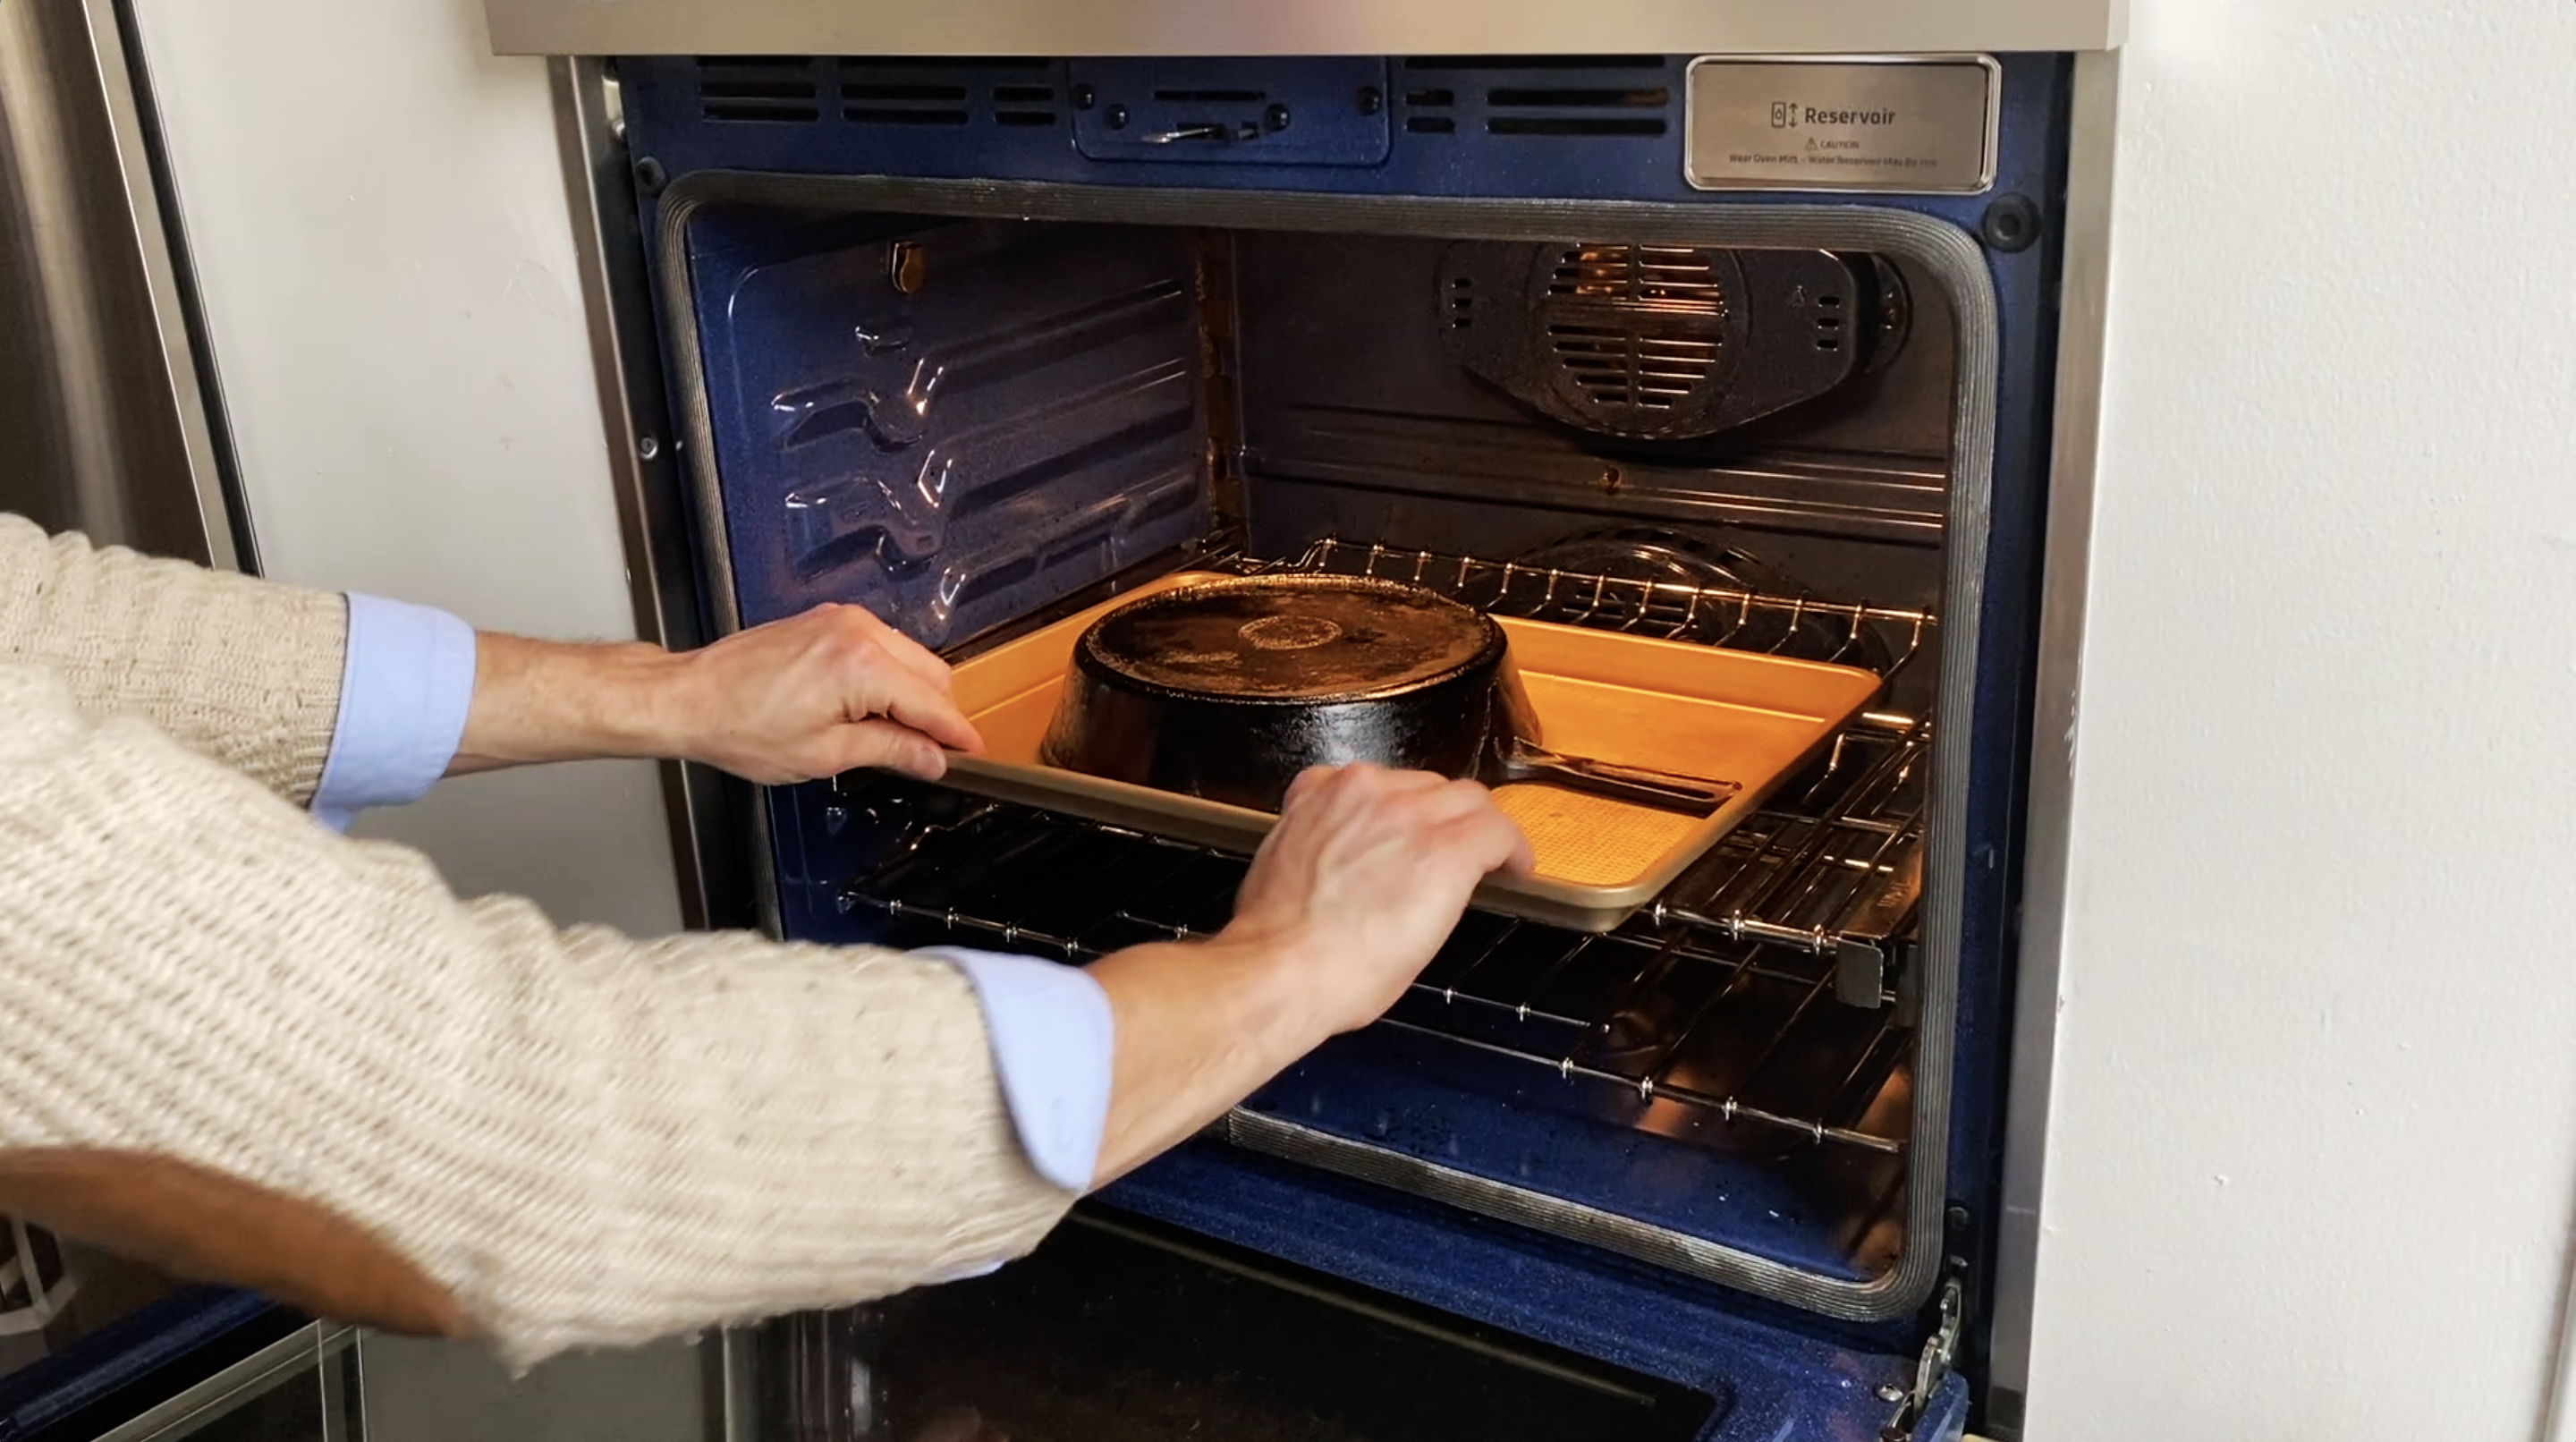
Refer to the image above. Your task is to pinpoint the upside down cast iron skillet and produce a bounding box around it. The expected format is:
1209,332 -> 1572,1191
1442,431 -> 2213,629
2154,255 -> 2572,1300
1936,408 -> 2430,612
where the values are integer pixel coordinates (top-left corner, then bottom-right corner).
1037,575 -> 1741,815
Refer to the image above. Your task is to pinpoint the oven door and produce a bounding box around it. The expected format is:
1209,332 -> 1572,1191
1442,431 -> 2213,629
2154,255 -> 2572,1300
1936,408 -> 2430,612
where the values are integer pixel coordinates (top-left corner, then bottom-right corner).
0,1290 -> 357,1442
745,1194 -> 1967,1442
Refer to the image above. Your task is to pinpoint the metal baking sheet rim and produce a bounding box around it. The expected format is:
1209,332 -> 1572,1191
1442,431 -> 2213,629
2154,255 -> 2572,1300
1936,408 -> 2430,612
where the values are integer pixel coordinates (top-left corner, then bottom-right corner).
1682,54 -> 2003,195
930,766 -> 1764,934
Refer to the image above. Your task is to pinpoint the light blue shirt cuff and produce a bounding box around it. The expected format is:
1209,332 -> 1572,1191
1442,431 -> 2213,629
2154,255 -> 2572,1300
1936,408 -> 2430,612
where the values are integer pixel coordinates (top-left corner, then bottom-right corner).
920,946 -> 1115,1200
312,593 -> 478,832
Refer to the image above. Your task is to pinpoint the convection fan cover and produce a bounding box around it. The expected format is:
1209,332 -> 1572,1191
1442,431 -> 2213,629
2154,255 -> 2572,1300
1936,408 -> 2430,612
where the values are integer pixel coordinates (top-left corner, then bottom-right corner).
1437,241 -> 1894,439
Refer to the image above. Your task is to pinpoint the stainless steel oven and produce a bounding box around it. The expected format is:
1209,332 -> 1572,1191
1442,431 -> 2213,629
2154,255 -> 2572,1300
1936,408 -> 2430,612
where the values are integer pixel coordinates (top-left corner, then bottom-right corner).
496,8 -> 2122,1438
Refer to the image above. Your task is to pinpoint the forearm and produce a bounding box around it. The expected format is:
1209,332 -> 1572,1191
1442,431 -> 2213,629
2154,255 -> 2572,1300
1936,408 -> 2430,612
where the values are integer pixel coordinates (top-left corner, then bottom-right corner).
0,665 -> 1072,1369
1085,936 -> 1330,1186
447,632 -> 678,776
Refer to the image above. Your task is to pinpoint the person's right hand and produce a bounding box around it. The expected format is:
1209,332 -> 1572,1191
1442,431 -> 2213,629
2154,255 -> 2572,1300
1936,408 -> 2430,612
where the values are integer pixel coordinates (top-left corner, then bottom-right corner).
1081,764 -> 1531,1186
1222,764 -> 1535,1037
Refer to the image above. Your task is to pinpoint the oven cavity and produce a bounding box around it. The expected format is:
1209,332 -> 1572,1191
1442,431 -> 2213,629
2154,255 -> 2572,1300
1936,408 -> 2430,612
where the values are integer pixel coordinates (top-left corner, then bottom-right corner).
818,530 -> 1933,1287
660,191 -> 1968,1319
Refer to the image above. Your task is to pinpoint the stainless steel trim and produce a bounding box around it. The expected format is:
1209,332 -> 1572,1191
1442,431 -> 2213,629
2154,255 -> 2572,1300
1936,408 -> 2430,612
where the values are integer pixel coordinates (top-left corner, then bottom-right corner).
76,0 -> 237,570
1979,47 -> 2121,1440
86,1321 -> 355,1442
548,56 -> 770,933
0,0 -> 242,569
1682,55 -> 2001,196
716,1326 -> 759,1442
316,1339 -> 355,1442
648,174 -> 1998,1324
482,0 -> 2123,59
549,57 -> 698,657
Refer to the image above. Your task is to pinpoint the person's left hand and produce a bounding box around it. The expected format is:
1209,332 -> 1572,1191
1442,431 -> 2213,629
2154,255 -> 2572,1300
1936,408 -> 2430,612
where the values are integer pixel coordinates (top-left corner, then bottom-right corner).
655,603 -> 985,784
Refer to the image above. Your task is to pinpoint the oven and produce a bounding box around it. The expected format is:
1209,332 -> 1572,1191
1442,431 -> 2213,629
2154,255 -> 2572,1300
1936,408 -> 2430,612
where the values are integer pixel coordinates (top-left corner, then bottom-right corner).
494,9 -> 2120,1438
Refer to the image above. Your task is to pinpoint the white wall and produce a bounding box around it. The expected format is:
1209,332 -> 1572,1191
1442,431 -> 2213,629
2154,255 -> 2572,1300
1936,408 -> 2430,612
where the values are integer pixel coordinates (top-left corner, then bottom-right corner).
2025,2 -> 2576,1438
127,0 -> 682,939
128,0 -> 698,1431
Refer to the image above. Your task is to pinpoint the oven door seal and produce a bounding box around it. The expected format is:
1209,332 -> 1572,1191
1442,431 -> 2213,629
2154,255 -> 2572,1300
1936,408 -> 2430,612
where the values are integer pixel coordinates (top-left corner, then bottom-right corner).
644,172 -> 1998,1329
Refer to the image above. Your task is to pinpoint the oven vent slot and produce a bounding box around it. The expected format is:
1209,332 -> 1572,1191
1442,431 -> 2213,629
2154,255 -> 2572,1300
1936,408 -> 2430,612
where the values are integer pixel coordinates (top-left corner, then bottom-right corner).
1399,57 -> 1673,140
695,57 -> 822,124
699,59 -> 1063,129
841,59 -> 1057,129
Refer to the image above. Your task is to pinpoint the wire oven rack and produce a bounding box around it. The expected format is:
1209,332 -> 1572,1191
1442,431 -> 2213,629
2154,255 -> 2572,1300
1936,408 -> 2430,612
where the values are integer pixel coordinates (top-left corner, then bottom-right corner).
833,538 -> 1936,1158
1246,536 -> 1935,681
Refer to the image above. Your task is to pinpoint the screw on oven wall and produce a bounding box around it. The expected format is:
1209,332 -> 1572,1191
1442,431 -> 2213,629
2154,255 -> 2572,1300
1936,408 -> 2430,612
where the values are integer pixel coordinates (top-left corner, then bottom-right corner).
1356,85 -> 1383,115
631,157 -> 667,198
1072,82 -> 1096,110
1979,194 -> 2042,253
635,434 -> 661,461
1601,465 -> 1623,494
1265,103 -> 1292,131
1106,104 -> 1129,130
1876,1384 -> 1907,1404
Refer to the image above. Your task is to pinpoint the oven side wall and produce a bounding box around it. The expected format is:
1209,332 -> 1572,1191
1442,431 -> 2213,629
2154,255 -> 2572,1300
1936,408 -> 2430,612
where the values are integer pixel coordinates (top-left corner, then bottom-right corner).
2022,4 -> 2576,1439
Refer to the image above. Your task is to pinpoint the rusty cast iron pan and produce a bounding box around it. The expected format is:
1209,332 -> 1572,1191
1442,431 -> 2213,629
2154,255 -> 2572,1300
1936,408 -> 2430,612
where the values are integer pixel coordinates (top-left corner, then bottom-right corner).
1037,574 -> 1741,814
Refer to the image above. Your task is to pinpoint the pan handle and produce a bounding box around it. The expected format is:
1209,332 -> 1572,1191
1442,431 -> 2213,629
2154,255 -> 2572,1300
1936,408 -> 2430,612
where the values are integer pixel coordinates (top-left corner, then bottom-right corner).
1492,743 -> 1741,814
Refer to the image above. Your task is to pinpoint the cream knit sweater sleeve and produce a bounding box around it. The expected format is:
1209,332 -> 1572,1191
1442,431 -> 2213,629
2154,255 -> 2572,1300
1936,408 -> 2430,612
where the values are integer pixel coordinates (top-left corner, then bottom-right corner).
0,514 -> 345,803
0,521 -> 1074,1370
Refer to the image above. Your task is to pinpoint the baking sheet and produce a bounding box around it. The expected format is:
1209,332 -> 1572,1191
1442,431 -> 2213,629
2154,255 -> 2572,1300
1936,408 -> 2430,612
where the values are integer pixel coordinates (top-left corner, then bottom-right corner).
939,573 -> 1885,932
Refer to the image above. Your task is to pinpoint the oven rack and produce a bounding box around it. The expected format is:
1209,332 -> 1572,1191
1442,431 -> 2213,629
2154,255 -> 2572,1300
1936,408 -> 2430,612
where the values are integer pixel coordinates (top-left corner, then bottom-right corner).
1207,533 -> 1934,1005
1229,535 -> 1938,684
836,534 -> 1930,1157
835,785 -> 1912,1157
834,708 -> 1922,1158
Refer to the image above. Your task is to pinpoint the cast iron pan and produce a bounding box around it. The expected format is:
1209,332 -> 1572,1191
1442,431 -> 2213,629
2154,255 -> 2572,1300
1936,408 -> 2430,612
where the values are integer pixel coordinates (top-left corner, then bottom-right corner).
1038,575 -> 1741,814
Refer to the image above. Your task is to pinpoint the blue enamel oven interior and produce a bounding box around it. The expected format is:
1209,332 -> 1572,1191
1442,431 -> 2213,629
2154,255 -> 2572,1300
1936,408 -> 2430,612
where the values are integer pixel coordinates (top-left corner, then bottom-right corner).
623,54 -> 2067,1438
683,209 -> 1211,646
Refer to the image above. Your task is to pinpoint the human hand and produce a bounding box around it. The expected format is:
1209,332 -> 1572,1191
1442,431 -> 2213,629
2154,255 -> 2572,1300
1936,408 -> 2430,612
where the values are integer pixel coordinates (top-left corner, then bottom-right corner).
1082,767 -> 1530,1183
1222,764 -> 1535,1036
452,605 -> 987,785
655,604 -> 984,784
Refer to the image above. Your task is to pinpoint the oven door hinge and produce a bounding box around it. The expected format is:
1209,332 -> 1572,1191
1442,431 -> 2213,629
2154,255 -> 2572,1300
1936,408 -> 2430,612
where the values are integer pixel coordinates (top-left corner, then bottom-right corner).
1880,1277 -> 1962,1442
